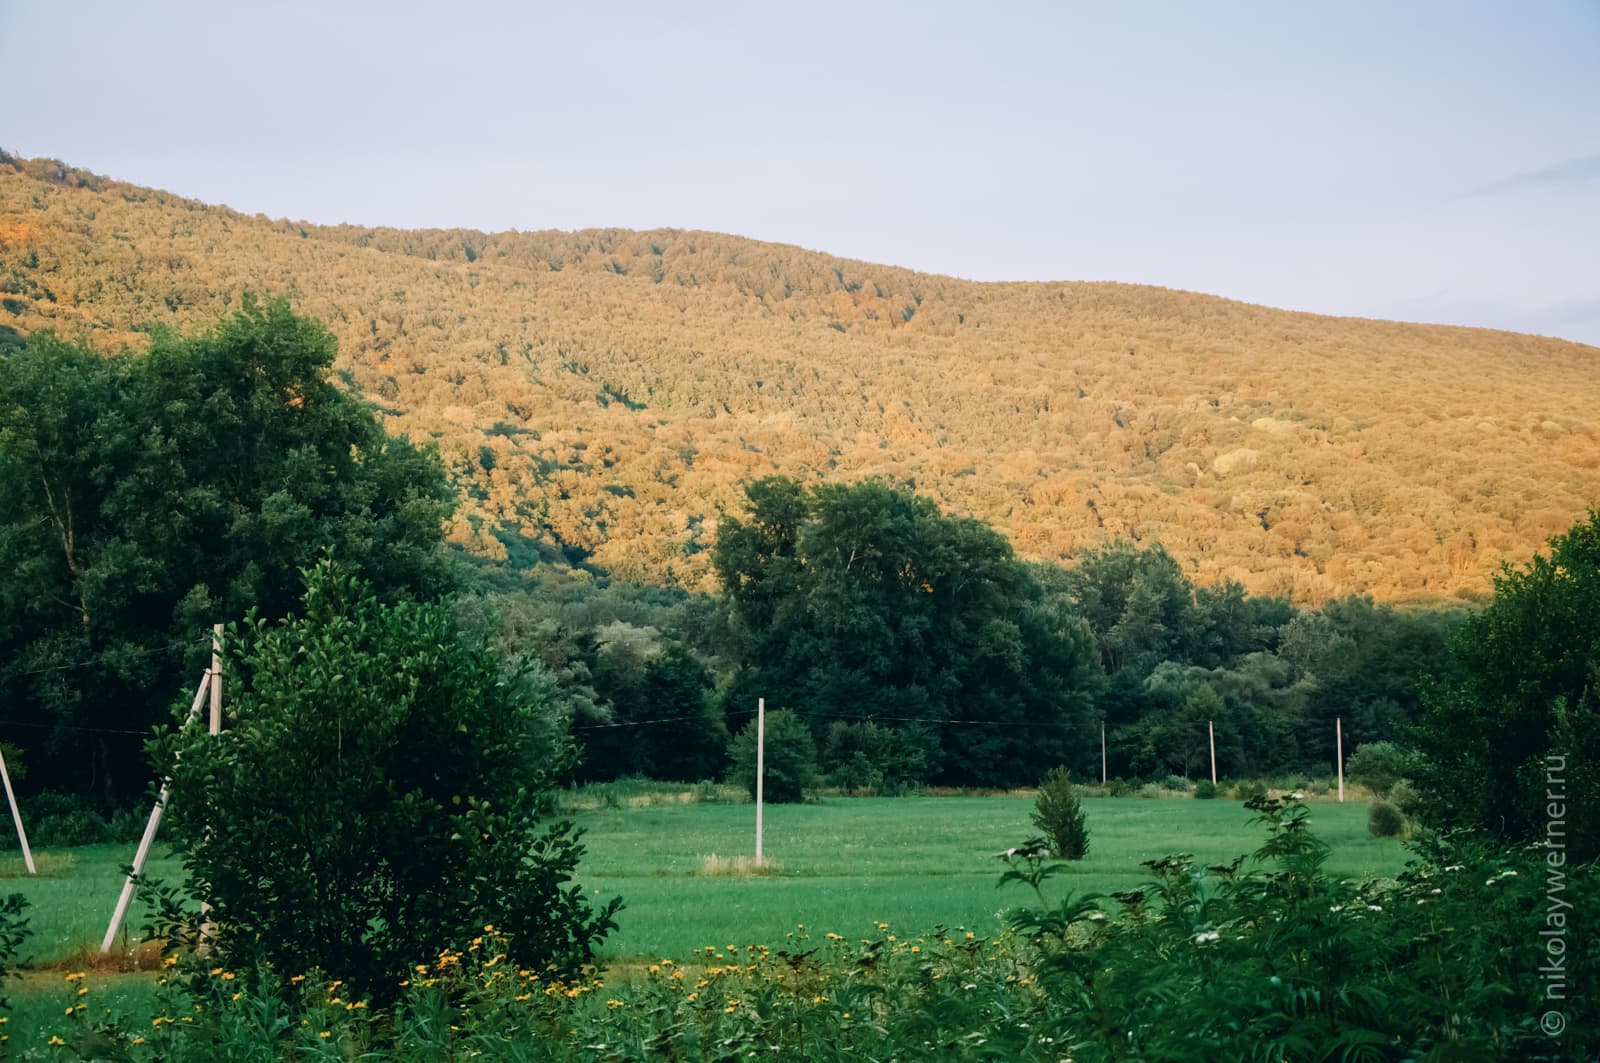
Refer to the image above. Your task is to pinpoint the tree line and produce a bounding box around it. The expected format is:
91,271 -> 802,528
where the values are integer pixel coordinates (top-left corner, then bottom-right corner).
1,303 -> 1592,860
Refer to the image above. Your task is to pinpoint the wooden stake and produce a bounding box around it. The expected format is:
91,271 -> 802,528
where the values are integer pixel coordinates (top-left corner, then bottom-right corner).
209,623 -> 223,736
1209,720 -> 1217,785
200,623 -> 223,952
755,697 -> 765,867
1336,717 -> 1345,803
1101,724 -> 1107,786
103,669 -> 211,953
0,746 -> 35,875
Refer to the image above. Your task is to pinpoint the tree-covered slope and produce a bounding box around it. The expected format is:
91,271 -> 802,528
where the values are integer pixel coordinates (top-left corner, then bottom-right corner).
2,152 -> 1596,602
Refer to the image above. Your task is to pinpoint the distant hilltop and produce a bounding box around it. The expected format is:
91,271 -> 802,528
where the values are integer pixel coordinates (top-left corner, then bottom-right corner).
2,152 -> 1597,603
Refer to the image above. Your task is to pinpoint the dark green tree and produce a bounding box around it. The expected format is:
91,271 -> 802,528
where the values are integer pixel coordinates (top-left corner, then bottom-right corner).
727,707 -> 817,803
155,561 -> 618,999
714,478 -> 1101,787
0,297 -> 453,798
1414,509 -> 1600,860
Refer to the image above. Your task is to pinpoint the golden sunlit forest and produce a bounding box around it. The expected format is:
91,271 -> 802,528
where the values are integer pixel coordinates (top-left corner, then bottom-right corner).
2,152 -> 1596,603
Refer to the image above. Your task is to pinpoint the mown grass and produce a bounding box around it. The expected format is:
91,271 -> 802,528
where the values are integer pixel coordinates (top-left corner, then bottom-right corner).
573,794 -> 1407,961
2,794 -> 1409,1033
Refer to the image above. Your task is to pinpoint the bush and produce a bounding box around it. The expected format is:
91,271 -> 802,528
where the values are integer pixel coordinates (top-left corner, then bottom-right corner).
822,721 -> 934,796
1235,780 -> 1268,802
1345,741 -> 1413,798
1031,767 -> 1089,859
1160,774 -> 1193,792
5,791 -> 143,848
155,561 -> 619,1000
1389,778 -> 1420,815
1106,777 -> 1137,797
0,892 -> 26,1010
727,708 -> 817,803
1194,780 -> 1218,799
1369,799 -> 1407,838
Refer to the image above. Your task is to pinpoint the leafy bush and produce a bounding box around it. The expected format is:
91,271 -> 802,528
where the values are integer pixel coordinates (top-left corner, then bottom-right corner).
1160,773 -> 1193,792
1415,508 -> 1600,861
154,560 -> 619,1000
5,791 -> 142,848
822,721 -> 934,795
1345,741 -> 1413,798
1368,799 -> 1407,838
1031,767 -> 1089,859
1389,778 -> 1420,815
998,795 -> 1600,1060
0,892 -> 27,1010
1235,780 -> 1268,801
727,707 -> 817,803
1193,779 -> 1218,799
1106,777 -> 1137,797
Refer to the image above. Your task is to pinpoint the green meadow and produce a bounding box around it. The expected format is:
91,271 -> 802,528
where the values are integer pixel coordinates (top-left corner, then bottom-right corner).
5,794 -> 1409,967
2,793 -> 1408,1033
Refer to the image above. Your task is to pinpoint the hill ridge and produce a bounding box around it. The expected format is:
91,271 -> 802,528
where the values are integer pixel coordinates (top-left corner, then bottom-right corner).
2,152 -> 1597,603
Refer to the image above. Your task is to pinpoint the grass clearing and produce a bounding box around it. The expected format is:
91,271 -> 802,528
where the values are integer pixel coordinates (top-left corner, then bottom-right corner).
570,794 -> 1407,961
2,794 -> 1410,1026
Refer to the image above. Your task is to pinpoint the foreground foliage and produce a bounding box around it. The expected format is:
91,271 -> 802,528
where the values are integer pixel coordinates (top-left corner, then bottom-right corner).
1416,508 -> 1600,862
19,799 -> 1594,1060
152,561 -> 619,1000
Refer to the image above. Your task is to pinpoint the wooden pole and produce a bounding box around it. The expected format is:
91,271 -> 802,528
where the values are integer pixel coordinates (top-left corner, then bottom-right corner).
1336,717 -> 1345,803
1209,720 -> 1217,785
1101,723 -> 1107,786
199,623 -> 223,952
102,669 -> 211,953
209,623 -> 223,736
0,746 -> 35,875
755,698 -> 765,867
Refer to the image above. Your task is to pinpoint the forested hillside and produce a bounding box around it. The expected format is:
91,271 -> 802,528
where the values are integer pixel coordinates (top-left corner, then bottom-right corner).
2,152 -> 1597,603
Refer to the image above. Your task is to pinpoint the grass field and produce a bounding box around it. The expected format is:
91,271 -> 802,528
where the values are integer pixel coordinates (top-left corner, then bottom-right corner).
2,794 -> 1409,1033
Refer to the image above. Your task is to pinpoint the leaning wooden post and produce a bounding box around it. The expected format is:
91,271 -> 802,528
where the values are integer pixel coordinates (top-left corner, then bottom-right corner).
1209,720 -> 1217,785
209,623 -> 223,735
102,669 -> 211,953
755,698 -> 765,868
1336,717 -> 1345,803
199,624 -> 223,951
0,746 -> 35,875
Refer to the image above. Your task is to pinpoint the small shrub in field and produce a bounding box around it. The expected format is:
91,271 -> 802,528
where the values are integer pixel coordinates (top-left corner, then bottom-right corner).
1194,779 -> 1218,799
1369,799 -> 1407,838
1107,777 -> 1136,797
1138,782 -> 1162,799
727,708 -> 817,803
1160,774 -> 1193,792
1235,780 -> 1268,801
0,892 -> 26,1009
1031,767 -> 1089,859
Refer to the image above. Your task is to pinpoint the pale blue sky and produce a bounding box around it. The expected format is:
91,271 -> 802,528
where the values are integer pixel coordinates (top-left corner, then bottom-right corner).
4,1 -> 1597,343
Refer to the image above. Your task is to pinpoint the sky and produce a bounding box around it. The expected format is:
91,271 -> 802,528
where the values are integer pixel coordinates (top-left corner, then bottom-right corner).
4,0 -> 1598,345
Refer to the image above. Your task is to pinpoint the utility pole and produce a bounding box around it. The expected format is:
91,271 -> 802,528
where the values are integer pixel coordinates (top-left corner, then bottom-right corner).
1336,717 -> 1345,803
0,746 -> 34,875
1100,724 -> 1107,786
1209,720 -> 1217,785
755,698 -> 765,867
